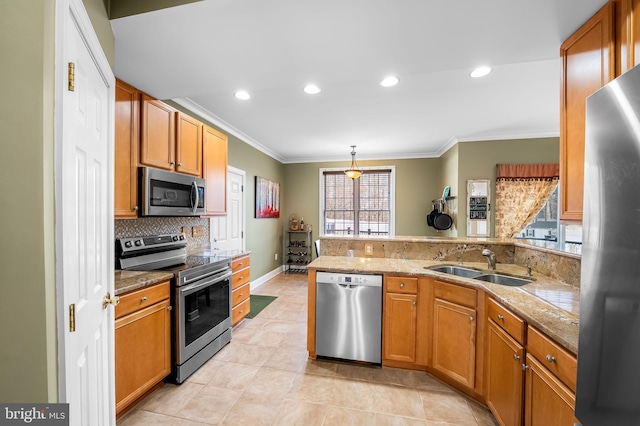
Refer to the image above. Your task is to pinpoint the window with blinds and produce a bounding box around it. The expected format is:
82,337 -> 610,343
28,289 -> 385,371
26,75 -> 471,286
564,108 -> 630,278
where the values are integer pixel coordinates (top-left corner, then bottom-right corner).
321,168 -> 394,236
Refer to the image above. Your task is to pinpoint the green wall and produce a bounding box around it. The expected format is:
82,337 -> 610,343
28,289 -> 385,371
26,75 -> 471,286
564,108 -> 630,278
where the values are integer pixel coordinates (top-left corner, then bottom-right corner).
438,144 -> 459,237
283,158 -> 442,241
228,138 -> 286,278
0,0 -> 57,402
454,137 -> 560,237
108,0 -> 203,19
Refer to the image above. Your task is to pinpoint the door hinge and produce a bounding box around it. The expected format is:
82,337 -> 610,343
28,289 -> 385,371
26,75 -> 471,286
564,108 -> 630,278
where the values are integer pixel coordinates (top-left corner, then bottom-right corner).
69,304 -> 76,332
68,62 -> 75,92
241,185 -> 244,192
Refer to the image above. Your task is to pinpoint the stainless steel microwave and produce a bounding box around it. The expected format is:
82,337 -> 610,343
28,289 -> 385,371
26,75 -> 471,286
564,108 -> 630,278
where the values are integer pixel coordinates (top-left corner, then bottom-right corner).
140,167 -> 206,216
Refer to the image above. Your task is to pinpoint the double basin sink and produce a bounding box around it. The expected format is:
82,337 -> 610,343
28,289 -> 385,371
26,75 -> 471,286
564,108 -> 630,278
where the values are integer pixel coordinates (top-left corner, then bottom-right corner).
427,265 -> 533,286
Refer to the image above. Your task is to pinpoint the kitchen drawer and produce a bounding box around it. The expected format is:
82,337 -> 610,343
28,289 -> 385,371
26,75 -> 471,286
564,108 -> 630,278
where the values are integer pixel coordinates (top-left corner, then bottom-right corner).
232,297 -> 251,325
434,280 -> 476,308
232,282 -> 250,306
386,276 -> 418,294
116,281 -> 170,319
232,256 -> 250,273
232,269 -> 250,290
487,297 -> 526,345
527,326 -> 577,392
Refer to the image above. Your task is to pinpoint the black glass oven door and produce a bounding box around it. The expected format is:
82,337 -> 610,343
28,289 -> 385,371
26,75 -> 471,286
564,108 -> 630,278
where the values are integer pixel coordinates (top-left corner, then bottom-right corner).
176,273 -> 231,363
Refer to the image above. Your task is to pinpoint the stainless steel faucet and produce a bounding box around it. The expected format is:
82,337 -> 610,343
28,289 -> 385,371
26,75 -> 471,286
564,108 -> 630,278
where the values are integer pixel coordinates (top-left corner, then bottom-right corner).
481,249 -> 496,270
458,244 -> 467,265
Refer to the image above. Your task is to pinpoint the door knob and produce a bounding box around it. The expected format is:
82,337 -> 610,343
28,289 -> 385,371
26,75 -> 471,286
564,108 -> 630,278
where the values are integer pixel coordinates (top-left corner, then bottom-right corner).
102,292 -> 120,310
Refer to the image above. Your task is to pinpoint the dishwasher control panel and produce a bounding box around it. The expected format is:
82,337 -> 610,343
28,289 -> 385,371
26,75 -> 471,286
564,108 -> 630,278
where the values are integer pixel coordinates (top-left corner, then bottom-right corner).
316,271 -> 383,286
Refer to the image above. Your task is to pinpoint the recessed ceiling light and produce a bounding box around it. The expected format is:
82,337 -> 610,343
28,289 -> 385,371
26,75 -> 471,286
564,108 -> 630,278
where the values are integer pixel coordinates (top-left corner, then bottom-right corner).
470,67 -> 492,78
234,90 -> 251,100
380,76 -> 399,87
304,84 -> 321,95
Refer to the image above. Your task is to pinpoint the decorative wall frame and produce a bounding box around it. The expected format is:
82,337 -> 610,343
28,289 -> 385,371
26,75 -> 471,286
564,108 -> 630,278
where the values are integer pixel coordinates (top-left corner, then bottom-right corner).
255,176 -> 280,218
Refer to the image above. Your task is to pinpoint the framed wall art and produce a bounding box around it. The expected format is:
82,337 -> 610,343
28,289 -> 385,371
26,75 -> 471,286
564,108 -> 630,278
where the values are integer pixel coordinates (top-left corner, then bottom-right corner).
255,176 -> 280,218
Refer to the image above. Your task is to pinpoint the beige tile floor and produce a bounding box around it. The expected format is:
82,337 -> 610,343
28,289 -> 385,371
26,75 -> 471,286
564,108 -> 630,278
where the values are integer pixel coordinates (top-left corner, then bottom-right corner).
118,273 -> 498,426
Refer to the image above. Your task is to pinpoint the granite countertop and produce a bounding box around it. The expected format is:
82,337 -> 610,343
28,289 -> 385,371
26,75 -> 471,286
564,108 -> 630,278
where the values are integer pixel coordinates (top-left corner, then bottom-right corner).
114,250 -> 251,296
308,256 -> 580,355
187,248 -> 252,259
114,270 -> 175,296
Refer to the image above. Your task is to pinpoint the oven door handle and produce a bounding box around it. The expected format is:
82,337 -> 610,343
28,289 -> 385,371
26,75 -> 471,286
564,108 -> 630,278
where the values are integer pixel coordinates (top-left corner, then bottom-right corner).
182,265 -> 231,285
190,180 -> 199,215
180,270 -> 232,295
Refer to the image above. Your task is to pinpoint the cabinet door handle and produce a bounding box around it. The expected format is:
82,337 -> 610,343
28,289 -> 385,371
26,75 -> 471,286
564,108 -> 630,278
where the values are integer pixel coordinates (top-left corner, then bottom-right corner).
469,316 -> 474,322
170,161 -> 175,165
167,306 -> 172,311
522,364 -> 529,371
400,283 -> 404,288
133,205 -> 139,211
513,354 -> 520,361
178,162 -> 183,166
141,296 -> 147,302
497,314 -> 504,321
546,355 -> 556,363
412,301 -> 416,306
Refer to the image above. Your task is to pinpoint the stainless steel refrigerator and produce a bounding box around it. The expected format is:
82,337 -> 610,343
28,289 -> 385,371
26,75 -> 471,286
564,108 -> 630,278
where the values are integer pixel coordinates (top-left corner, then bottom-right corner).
577,63 -> 640,425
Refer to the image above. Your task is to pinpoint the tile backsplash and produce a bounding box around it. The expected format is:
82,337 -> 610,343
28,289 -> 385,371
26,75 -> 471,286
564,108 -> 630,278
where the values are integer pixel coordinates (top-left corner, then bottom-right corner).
114,217 -> 210,250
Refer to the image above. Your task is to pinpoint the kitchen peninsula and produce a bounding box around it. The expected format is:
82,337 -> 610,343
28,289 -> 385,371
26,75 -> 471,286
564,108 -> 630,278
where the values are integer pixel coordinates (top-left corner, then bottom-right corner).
307,235 -> 581,426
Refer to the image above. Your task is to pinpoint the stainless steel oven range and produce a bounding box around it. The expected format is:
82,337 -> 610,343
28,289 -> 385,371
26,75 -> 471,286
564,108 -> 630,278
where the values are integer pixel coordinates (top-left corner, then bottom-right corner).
116,233 -> 232,383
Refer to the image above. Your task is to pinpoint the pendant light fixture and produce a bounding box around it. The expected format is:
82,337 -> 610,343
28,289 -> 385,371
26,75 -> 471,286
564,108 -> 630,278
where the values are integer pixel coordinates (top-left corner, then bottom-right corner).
345,145 -> 362,179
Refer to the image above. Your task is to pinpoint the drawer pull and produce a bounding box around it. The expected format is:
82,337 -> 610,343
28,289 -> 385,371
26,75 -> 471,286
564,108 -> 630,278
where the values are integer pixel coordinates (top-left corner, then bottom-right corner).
238,276 -> 243,280
546,355 -> 556,363
238,262 -> 243,266
141,296 -> 147,302
239,293 -> 244,297
239,310 -> 244,314
513,354 -> 520,361
497,314 -> 504,321
400,283 -> 404,288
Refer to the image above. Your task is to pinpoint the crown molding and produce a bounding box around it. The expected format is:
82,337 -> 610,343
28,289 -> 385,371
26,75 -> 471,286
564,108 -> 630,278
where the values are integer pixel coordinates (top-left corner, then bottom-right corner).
171,97 -> 286,163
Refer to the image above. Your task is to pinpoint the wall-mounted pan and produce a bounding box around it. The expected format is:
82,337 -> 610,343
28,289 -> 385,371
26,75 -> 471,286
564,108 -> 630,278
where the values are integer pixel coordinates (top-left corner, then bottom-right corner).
427,208 -> 438,227
433,212 -> 453,231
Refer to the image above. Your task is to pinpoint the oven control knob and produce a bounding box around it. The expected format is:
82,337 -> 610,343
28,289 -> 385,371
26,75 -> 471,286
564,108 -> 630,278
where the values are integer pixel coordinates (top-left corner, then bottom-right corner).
124,241 -> 132,248
179,235 -> 185,240
173,236 -> 179,241
134,240 -> 142,246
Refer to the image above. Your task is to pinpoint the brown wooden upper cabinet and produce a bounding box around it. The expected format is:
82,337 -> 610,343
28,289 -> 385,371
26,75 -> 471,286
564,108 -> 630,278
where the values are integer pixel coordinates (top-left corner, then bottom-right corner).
202,124 -> 228,215
175,112 -> 203,177
114,79 -> 140,218
140,94 -> 176,172
560,2 -> 614,221
140,95 -> 203,177
560,0 -> 640,221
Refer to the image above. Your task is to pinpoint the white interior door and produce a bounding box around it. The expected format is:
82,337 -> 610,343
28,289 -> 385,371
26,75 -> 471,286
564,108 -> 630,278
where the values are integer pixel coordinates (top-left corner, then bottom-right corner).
210,167 -> 245,251
56,0 -> 115,424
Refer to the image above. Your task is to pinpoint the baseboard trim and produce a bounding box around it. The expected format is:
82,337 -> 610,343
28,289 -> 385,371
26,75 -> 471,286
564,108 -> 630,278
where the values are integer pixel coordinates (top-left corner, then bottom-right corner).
251,266 -> 285,291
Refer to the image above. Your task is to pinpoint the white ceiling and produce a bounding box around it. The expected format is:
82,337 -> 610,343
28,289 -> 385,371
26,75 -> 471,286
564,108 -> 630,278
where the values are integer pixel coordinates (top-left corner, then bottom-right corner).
111,0 -> 608,163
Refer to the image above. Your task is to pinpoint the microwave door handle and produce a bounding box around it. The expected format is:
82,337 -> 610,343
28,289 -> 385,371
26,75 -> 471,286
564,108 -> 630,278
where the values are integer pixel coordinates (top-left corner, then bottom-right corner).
190,180 -> 199,214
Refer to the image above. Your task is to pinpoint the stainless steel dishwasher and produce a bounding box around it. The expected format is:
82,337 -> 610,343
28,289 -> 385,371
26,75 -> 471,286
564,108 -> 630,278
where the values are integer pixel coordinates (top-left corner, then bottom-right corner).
315,271 -> 383,364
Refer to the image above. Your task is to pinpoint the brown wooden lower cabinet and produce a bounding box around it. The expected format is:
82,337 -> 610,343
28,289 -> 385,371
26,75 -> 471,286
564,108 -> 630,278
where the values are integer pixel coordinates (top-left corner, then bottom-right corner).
432,297 -> 477,389
115,281 -> 171,416
383,291 -> 418,363
231,255 -> 251,326
524,354 -> 579,426
486,319 -> 525,426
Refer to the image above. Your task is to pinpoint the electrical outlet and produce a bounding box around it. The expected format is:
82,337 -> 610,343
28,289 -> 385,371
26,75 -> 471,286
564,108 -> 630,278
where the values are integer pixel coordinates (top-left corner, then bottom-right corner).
365,244 -> 373,255
192,225 -> 205,237
181,226 -> 190,236
275,253 -> 278,261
